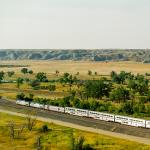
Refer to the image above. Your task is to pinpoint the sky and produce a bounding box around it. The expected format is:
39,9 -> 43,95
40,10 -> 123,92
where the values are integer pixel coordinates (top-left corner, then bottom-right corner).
0,0 -> 150,49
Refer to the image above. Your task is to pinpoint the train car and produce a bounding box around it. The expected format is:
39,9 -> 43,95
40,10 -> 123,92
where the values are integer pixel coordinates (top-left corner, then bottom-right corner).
16,100 -> 21,104
115,115 -> 130,125
44,105 -> 49,110
89,111 -> 114,122
16,101 -> 149,129
30,102 -> 44,108
89,111 -> 100,119
30,102 -> 37,107
49,105 -> 65,113
16,100 -> 29,106
75,108 -> 89,117
146,120 -> 150,128
99,112 -> 115,122
128,117 -> 146,128
65,107 -> 76,115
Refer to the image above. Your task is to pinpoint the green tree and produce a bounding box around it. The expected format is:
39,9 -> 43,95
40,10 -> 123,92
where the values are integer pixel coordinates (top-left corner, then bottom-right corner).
29,80 -> 40,88
110,86 -> 130,103
121,101 -> 133,114
88,70 -> 92,76
84,79 -> 112,99
94,72 -> 98,75
136,81 -> 149,95
24,94 -> 34,106
16,77 -> 24,88
60,73 -> 78,90
75,136 -> 85,150
28,70 -> 33,74
36,72 -> 48,82
7,71 -> 15,77
76,72 -> 79,75
16,93 -> 25,100
111,71 -> 134,84
128,74 -> 149,95
147,91 -> 150,102
48,84 -> 56,91
21,68 -> 28,74
128,80 -> 137,90
41,124 -> 49,133
133,103 -> 146,114
55,70 -> 59,76
0,71 -> 5,83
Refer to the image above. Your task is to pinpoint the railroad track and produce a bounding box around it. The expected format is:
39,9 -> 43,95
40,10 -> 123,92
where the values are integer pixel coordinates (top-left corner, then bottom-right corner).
0,98 -> 150,139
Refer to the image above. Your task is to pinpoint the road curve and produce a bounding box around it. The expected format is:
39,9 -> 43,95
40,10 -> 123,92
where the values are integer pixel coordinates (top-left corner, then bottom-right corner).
0,98 -> 150,145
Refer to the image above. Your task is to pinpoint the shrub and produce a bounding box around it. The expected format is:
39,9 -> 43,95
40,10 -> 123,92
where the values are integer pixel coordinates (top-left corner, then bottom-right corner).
138,96 -> 148,104
41,124 -> 49,133
48,85 -> 56,91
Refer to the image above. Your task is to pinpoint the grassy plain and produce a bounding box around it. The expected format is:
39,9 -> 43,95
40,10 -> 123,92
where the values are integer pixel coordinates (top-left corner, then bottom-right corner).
0,60 -> 150,111
0,60 -> 150,76
0,112 -> 149,150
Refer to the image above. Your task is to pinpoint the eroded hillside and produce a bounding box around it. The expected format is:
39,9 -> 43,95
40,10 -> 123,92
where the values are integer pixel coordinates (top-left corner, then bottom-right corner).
0,49 -> 150,63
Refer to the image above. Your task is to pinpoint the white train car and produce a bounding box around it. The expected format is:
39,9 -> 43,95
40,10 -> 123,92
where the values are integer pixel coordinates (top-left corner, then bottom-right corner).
146,120 -> 150,128
16,100 -> 29,106
115,115 -> 130,125
99,112 -> 114,122
115,115 -> 146,127
16,101 -> 150,129
89,111 -> 100,119
128,117 -> 145,128
89,111 -> 114,122
75,108 -> 89,117
49,105 -> 65,113
16,100 -> 22,105
65,107 -> 76,115
30,102 -> 37,107
44,105 -> 49,110
30,102 -> 44,108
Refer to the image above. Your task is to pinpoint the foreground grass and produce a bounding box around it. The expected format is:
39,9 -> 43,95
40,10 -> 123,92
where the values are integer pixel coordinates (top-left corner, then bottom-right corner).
0,112 -> 149,150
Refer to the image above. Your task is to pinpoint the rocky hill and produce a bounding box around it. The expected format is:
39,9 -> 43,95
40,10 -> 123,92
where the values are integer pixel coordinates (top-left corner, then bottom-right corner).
0,49 -> 150,63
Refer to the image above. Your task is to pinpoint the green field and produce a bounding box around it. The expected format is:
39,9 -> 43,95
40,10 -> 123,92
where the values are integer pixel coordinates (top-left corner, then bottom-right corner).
0,112 -> 149,150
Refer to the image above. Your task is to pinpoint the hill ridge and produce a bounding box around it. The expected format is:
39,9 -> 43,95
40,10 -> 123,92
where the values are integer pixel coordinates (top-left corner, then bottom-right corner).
0,49 -> 150,63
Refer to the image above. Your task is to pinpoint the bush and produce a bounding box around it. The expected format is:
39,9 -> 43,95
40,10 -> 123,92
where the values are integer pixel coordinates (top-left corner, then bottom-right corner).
146,105 -> 150,116
145,73 -> 150,76
147,92 -> 150,102
48,85 -> 56,91
29,80 -> 40,88
83,144 -> 94,150
41,124 -> 49,133
40,86 -> 48,89
120,102 -> 133,115
108,105 -> 117,113
32,86 -> 40,90
16,93 -> 25,100
138,96 -> 148,104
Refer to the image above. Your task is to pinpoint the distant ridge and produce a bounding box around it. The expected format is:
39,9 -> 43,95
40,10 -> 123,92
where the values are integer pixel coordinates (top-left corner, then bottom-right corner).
0,49 -> 150,63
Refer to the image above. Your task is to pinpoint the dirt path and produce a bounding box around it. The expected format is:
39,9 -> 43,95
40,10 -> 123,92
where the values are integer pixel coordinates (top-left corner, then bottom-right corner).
0,109 -> 150,145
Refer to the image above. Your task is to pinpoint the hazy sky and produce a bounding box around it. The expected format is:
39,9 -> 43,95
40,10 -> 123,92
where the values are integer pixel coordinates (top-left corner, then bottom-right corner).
0,0 -> 150,49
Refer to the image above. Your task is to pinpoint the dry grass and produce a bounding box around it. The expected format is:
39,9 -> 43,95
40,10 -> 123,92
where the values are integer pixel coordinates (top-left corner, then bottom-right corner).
0,112 -> 149,150
0,82 -> 68,100
0,60 -> 150,76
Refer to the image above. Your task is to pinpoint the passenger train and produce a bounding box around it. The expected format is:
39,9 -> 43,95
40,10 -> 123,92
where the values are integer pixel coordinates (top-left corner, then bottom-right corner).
16,100 -> 150,129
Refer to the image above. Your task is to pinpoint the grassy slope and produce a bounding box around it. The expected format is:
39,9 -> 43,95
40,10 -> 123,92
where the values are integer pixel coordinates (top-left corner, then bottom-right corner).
0,112 -> 150,150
